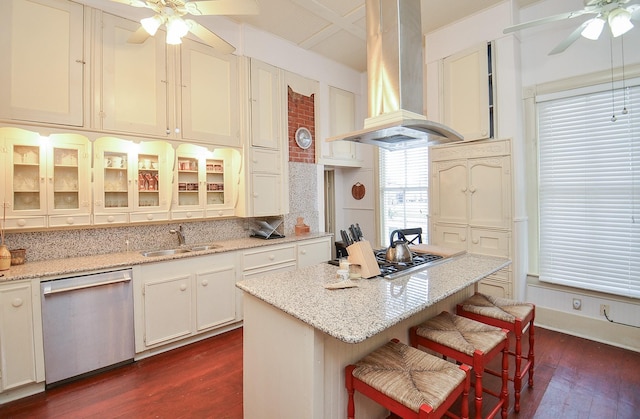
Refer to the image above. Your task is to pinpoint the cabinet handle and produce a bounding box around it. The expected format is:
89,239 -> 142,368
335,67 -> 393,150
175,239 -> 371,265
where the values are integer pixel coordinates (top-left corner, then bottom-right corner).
461,236 -> 467,242
469,186 -> 476,193
472,239 -> 479,244
146,214 -> 154,220
253,193 -> 259,198
461,187 -> 467,192
186,212 -> 192,218
301,250 -> 307,255
12,298 -> 23,308
201,279 -> 208,287
268,254 -> 275,260
107,216 -> 115,223
180,284 -> 187,291
66,217 -> 74,225
75,59 -> 86,64
17,219 -> 26,227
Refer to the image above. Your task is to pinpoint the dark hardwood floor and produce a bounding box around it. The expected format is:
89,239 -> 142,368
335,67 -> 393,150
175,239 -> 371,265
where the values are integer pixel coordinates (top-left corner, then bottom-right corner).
1,326 -> 638,418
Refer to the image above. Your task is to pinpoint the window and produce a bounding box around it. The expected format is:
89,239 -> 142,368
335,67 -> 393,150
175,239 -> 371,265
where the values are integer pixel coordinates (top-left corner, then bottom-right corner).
378,147 -> 430,247
538,81 -> 640,298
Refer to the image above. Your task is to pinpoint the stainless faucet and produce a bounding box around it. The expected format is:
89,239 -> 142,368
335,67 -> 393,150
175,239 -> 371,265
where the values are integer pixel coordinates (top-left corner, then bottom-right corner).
170,225 -> 186,246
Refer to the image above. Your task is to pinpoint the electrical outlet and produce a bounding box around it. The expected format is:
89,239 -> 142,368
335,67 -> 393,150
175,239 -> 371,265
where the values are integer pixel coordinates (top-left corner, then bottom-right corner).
600,304 -> 610,316
572,298 -> 582,310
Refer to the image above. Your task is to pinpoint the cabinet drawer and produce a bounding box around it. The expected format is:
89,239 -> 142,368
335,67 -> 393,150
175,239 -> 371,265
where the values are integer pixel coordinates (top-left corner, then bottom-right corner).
48,214 -> 91,228
250,148 -> 280,173
206,208 -> 235,218
468,228 -> 509,257
243,244 -> 296,271
93,213 -> 129,225
432,224 -> 468,250
297,239 -> 331,268
242,262 -> 296,280
130,211 -> 170,223
478,268 -> 512,299
171,209 -> 206,221
4,216 -> 46,230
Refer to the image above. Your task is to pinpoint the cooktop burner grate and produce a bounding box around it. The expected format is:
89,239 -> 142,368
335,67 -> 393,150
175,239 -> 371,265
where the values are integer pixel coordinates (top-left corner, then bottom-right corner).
374,250 -> 443,279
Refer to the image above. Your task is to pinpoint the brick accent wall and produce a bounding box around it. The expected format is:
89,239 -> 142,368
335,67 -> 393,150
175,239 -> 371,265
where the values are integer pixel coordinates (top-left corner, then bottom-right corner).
288,86 -> 315,164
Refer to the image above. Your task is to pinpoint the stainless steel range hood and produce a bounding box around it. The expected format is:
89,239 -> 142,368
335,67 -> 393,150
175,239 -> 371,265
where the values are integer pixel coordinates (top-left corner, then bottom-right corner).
327,0 -> 463,151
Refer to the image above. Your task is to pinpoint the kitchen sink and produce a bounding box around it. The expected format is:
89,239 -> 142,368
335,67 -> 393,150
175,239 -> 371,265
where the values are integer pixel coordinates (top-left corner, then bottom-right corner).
140,248 -> 192,257
140,244 -> 222,257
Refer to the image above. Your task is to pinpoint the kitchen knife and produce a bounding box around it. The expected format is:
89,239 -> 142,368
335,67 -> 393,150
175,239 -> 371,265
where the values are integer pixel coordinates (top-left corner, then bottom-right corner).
349,225 -> 358,242
340,230 -> 351,245
355,223 -> 363,240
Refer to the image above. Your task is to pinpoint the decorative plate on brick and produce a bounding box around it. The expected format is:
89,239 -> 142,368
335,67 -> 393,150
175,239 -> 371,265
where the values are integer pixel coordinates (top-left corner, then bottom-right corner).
295,127 -> 312,149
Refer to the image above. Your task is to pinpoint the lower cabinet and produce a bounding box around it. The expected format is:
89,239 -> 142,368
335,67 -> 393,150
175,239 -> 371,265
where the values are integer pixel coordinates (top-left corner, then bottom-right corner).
134,252 -> 239,352
0,280 -> 38,392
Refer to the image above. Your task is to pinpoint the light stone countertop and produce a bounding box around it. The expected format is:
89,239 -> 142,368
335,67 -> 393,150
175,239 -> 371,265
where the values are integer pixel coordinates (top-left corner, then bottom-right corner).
236,253 -> 511,344
0,233 -> 331,282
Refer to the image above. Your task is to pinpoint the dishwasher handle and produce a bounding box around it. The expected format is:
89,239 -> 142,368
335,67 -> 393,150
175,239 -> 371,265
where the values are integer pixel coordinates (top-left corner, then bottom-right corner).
43,273 -> 132,296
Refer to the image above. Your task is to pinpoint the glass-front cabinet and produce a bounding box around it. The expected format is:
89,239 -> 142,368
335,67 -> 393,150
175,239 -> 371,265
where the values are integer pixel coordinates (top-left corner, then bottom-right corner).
172,144 -> 236,220
94,137 -> 174,225
0,127 -> 90,229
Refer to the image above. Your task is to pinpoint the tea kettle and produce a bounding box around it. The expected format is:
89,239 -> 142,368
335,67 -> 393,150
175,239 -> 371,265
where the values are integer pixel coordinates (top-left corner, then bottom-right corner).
385,230 -> 413,263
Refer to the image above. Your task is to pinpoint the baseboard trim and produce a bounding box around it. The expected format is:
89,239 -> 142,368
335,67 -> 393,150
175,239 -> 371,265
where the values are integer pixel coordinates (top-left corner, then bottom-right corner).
536,306 -> 640,353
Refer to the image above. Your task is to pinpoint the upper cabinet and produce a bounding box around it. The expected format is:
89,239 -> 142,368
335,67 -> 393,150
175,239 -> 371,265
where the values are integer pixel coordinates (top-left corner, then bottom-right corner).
0,0 -> 85,126
249,59 -> 285,149
442,42 -> 495,141
318,86 -> 363,167
0,127 -> 91,229
96,13 -> 240,148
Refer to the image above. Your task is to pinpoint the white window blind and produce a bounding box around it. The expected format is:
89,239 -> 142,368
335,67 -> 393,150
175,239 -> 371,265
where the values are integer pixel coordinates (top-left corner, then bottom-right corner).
538,83 -> 640,298
379,147 -> 430,247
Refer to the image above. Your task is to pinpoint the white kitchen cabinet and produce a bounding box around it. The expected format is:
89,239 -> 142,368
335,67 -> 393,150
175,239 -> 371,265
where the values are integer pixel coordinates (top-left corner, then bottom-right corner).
0,0 -> 85,127
0,280 -> 38,392
135,252 -> 238,351
96,13 -> 239,147
236,58 -> 289,217
442,42 -> 495,141
0,127 -> 91,230
297,236 -> 332,268
319,86 -> 363,167
171,144 -> 237,221
97,12 -> 168,137
93,137 -> 173,225
430,139 -> 513,298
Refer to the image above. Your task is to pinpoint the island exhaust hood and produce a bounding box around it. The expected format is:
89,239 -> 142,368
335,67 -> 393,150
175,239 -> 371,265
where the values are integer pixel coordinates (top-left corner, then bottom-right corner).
327,0 -> 463,151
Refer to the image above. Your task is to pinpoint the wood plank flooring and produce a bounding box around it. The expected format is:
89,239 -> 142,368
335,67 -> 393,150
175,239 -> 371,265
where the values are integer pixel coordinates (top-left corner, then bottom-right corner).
1,326 -> 638,418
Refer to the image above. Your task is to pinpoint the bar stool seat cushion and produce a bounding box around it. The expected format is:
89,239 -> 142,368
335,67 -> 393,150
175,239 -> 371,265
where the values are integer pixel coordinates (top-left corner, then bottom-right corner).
413,312 -> 506,357
352,340 -> 467,413
460,294 -> 534,323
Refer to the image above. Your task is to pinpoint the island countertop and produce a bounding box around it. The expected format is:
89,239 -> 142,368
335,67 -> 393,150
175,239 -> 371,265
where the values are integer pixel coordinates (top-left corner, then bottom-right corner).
236,253 -> 511,344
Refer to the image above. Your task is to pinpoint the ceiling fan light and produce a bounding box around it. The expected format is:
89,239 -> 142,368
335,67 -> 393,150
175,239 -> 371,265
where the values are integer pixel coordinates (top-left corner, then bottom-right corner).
166,32 -> 182,45
581,17 -> 605,40
141,15 -> 163,36
609,8 -> 634,37
167,17 -> 190,39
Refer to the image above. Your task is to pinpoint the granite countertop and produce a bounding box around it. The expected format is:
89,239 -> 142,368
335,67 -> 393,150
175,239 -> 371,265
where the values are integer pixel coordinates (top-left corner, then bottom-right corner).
236,253 -> 511,344
0,233 -> 331,282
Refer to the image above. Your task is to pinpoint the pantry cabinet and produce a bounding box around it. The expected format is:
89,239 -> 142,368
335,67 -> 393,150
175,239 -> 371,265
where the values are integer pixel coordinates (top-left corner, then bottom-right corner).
135,252 -> 238,351
96,13 -> 239,147
93,137 -> 173,225
430,139 -> 513,298
237,58 -> 289,217
0,280 -> 38,392
0,127 -> 91,229
0,0 -> 85,127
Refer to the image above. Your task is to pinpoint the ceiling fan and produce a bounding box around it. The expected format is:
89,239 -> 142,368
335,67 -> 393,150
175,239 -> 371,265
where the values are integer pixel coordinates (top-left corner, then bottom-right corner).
503,0 -> 640,55
109,0 -> 259,54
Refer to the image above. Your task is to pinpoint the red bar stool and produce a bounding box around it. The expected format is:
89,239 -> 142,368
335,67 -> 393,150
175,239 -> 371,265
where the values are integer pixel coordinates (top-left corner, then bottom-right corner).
410,312 -> 509,419
456,293 -> 535,412
345,339 -> 471,419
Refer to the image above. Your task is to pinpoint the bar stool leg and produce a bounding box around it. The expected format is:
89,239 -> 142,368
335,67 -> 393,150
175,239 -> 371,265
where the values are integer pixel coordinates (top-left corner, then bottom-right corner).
528,321 -> 535,387
514,319 -> 523,412
345,365 -> 355,419
501,338 -> 509,419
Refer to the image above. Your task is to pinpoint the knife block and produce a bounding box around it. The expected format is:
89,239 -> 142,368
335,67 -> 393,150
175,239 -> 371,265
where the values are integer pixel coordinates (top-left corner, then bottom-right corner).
346,240 -> 381,279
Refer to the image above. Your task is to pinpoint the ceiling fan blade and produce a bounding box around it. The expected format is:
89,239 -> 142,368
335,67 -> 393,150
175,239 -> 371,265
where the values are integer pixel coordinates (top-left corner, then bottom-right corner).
187,20 -> 235,54
548,19 -> 592,55
109,0 -> 148,7
186,0 -> 259,16
503,9 -> 594,34
629,4 -> 640,20
128,25 -> 151,44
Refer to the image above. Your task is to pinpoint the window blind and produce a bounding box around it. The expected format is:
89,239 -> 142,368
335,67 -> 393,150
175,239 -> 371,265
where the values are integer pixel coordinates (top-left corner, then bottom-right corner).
538,83 -> 640,298
378,147 -> 430,247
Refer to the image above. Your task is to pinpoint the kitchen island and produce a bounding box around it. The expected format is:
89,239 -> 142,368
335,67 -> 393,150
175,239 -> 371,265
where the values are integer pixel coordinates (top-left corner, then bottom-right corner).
236,253 -> 511,419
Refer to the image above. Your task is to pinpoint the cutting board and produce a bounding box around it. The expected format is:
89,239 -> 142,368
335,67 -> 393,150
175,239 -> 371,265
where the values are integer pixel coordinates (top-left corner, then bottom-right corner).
410,244 -> 466,258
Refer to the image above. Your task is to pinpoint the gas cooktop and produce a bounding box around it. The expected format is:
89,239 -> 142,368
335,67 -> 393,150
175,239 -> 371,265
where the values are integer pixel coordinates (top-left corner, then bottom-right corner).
328,250 -> 444,280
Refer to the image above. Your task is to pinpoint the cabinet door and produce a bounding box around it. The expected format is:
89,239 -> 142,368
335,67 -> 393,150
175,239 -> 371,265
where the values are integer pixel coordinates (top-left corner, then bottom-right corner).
100,13 -> 168,137
251,173 -> 282,216
468,156 -> 511,228
250,59 -> 284,149
195,264 -> 236,331
143,275 -> 192,347
0,0 -> 84,126
0,282 -> 37,391
93,137 -> 133,224
47,134 -> 91,227
442,43 -> 490,140
131,141 -> 173,221
320,86 -> 362,167
431,160 -> 467,224
468,228 -> 510,257
180,39 -> 239,147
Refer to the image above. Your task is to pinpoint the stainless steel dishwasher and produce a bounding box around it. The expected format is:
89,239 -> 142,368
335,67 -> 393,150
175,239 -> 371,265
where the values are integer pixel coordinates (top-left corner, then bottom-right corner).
41,268 -> 135,386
